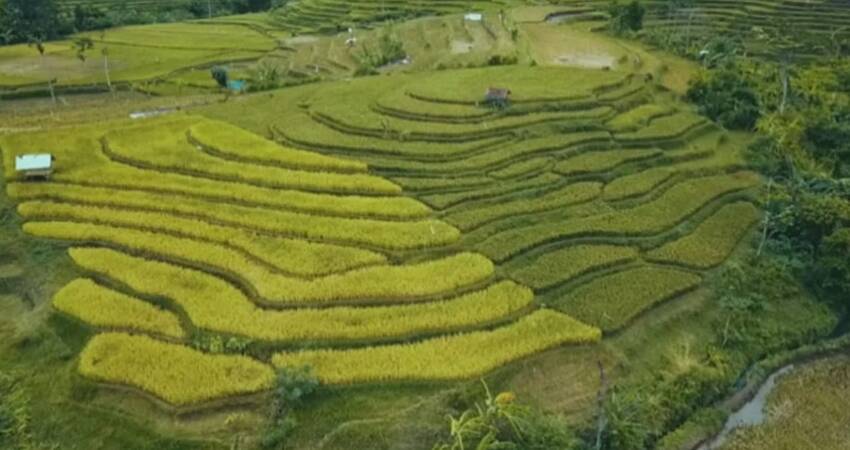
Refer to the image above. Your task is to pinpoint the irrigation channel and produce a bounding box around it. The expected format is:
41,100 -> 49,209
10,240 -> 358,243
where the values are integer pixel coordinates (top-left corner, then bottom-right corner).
695,365 -> 795,450
693,315 -> 850,450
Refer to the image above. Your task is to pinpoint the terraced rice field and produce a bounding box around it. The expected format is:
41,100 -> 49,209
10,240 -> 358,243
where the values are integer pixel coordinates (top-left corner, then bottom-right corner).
552,0 -> 850,56
0,22 -> 279,93
272,0 -> 507,33
0,64 -> 759,409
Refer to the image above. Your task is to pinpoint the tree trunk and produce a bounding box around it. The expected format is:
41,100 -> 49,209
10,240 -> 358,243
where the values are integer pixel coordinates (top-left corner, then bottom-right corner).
103,54 -> 113,94
595,361 -> 608,450
780,64 -> 789,114
47,78 -> 56,105
40,54 -> 57,106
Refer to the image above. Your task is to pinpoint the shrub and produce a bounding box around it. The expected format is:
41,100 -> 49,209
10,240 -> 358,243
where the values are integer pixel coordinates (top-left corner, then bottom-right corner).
353,28 -> 405,74
686,67 -> 760,130
248,61 -> 283,92
260,366 -> 318,449
211,66 -> 229,88
433,383 -> 581,450
487,54 -> 518,66
815,227 -> 850,306
608,0 -> 645,35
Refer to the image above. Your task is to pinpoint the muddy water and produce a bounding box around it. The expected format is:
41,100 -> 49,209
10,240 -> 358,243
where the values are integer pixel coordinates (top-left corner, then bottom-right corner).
697,365 -> 795,450
545,11 -> 605,24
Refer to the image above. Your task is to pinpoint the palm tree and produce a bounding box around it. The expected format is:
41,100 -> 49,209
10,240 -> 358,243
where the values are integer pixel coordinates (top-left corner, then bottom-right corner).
28,37 -> 57,105
99,31 -> 113,94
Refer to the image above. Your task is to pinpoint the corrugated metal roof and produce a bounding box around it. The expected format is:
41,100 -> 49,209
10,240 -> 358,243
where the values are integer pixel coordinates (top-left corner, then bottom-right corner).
464,13 -> 483,21
15,154 -> 52,171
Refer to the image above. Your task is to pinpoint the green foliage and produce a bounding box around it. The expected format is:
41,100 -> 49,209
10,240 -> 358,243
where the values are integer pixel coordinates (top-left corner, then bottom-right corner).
608,0 -> 645,35
800,106 -> 850,176
0,0 -> 66,44
72,4 -> 110,32
191,333 -> 253,355
248,61 -> 283,92
815,228 -> 850,307
261,366 -> 318,450
71,37 -> 94,63
711,253 -> 834,356
354,28 -> 406,75
656,407 -> 725,450
0,372 -> 39,450
210,66 -> 229,89
686,66 -> 761,130
601,346 -> 731,450
433,383 -> 579,450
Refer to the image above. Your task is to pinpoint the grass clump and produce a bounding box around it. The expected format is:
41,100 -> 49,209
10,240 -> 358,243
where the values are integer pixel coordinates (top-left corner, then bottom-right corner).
79,333 -> 274,406
647,202 -> 760,269
558,267 -> 702,332
53,279 -> 185,339
272,310 -> 601,384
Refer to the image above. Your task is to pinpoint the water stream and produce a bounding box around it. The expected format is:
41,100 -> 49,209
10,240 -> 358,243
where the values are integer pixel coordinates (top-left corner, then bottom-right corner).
696,365 -> 795,450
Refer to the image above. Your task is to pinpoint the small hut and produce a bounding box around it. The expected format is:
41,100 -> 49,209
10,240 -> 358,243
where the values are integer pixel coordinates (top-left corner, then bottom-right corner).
15,154 -> 54,181
484,87 -> 512,108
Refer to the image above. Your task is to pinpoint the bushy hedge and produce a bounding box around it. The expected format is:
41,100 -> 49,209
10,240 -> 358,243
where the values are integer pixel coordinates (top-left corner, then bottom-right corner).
686,67 -> 760,130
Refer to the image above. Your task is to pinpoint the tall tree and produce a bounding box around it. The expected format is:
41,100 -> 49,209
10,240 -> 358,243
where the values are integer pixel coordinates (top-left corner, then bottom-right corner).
3,0 -> 63,44
28,38 -> 57,106
100,31 -> 113,94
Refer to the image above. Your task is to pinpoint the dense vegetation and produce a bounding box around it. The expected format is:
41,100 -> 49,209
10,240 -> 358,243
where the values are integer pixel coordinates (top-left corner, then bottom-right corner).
0,1 -> 849,450
0,0 -> 274,44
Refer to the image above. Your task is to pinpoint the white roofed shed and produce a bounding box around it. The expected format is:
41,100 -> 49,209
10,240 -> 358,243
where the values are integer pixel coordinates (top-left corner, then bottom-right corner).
15,154 -> 54,180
